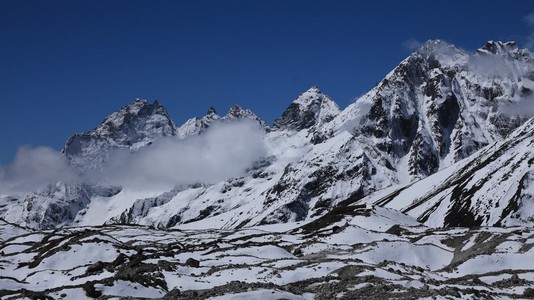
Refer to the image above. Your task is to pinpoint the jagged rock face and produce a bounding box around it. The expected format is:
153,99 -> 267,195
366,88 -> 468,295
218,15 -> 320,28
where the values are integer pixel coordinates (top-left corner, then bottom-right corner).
364,117 -> 534,227
273,86 -> 340,131
330,39 -> 533,180
477,40 -> 519,55
63,99 -> 178,170
223,104 -> 269,129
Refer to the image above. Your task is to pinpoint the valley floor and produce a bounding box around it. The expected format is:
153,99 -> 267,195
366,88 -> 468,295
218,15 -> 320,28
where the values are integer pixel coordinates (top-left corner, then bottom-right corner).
1,206 -> 534,299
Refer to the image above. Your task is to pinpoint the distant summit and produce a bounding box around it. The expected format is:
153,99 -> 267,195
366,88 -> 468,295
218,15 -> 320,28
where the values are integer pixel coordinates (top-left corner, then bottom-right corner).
223,104 -> 269,129
273,85 -> 340,130
63,99 -> 178,170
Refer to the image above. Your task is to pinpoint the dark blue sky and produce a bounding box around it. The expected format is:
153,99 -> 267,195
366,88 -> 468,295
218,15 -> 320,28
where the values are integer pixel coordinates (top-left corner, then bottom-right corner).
1,0 -> 533,164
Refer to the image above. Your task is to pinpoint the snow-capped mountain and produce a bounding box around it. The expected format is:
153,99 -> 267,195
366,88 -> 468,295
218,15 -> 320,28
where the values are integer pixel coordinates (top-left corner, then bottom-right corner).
252,39 -> 534,225
2,40 -> 534,231
326,40 -> 532,180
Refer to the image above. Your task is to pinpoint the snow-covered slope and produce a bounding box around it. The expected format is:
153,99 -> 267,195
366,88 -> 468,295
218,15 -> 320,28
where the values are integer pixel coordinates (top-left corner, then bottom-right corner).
0,183 -> 121,229
360,117 -> 534,227
2,40 -> 534,230
0,182 -> 121,229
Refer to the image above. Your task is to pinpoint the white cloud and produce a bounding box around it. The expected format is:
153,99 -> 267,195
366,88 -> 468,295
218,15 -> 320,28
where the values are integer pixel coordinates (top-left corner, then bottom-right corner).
500,95 -> 534,118
524,12 -> 534,26
467,54 -> 516,79
526,33 -> 534,50
523,13 -> 534,50
0,120 -> 266,194
96,119 -> 266,191
402,38 -> 423,52
0,146 -> 80,194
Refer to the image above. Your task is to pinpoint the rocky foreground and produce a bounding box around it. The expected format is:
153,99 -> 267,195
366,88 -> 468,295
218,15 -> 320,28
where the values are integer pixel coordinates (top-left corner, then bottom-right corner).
1,205 -> 534,299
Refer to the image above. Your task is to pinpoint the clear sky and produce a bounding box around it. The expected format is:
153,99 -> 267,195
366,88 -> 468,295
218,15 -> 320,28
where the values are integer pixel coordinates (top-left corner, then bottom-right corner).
1,0 -> 533,165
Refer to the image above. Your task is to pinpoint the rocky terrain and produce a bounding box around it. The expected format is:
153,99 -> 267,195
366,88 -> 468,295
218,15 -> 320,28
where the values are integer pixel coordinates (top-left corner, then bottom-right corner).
2,206 -> 534,299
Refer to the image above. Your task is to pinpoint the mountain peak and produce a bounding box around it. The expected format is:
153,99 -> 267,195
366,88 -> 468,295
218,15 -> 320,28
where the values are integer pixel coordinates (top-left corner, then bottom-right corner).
206,106 -> 218,116
91,99 -> 173,136
307,85 -> 321,93
421,39 -> 447,47
417,39 -> 453,52
414,39 -> 465,60
273,87 -> 340,131
133,98 -> 147,103
204,106 -> 221,122
226,104 -> 245,118
176,106 -> 222,138
222,104 -> 269,129
294,85 -> 324,105
63,99 -> 178,170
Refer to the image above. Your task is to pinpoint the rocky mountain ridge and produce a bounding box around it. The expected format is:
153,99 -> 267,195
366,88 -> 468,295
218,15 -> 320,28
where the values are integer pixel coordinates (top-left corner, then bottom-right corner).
1,40 -> 534,230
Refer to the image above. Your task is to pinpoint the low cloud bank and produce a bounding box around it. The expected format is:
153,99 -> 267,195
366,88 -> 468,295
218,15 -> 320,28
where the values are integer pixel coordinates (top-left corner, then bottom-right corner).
500,95 -> 534,118
97,120 -> 266,190
0,120 -> 266,194
0,146 -> 80,194
524,12 -> 534,50
467,54 -> 520,80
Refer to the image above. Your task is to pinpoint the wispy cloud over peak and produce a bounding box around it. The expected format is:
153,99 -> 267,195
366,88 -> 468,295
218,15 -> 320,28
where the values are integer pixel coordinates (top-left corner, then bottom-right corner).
401,38 -> 423,52
97,119 -> 266,191
524,12 -> 534,26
